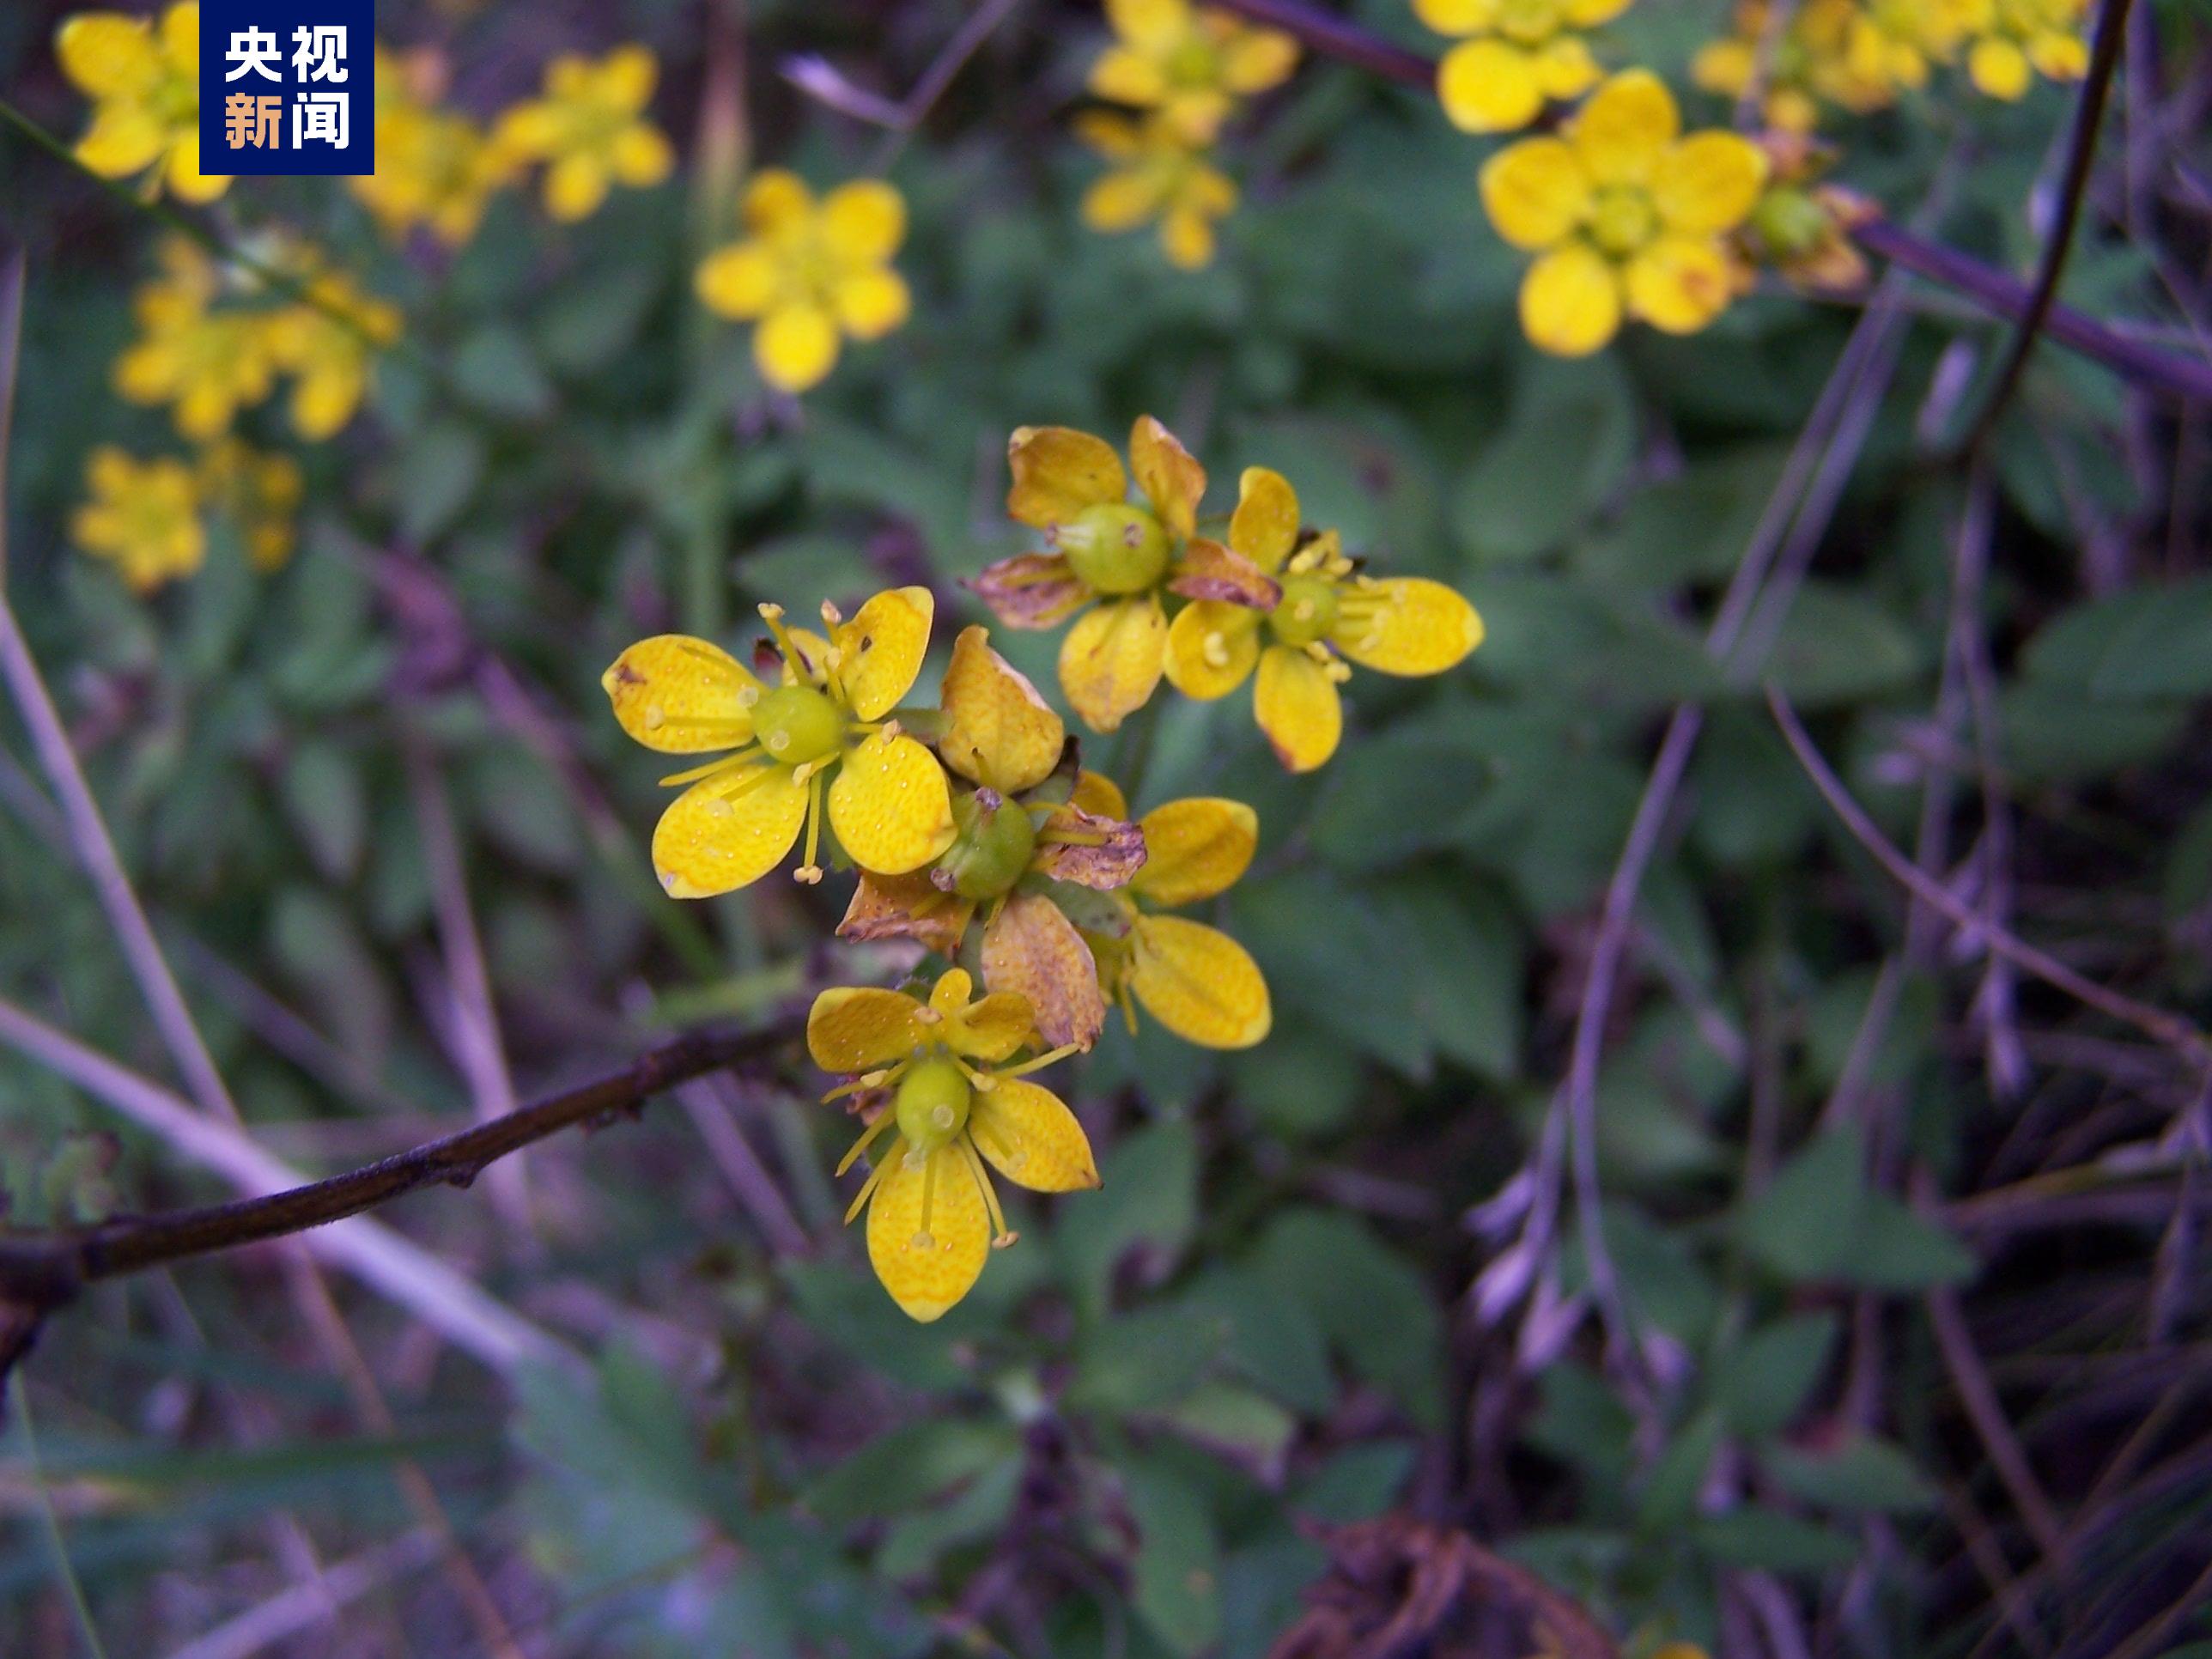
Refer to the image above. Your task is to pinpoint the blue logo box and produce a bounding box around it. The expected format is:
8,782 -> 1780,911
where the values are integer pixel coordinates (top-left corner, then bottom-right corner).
198,0 -> 374,176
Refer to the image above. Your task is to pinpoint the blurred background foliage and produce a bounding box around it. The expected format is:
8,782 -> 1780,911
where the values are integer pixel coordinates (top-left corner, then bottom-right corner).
3,0 -> 2210,1654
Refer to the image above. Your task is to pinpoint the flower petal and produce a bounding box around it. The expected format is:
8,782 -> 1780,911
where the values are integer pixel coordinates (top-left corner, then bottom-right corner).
603,635 -> 763,753
1571,68 -> 1680,186
1130,915 -> 1272,1048
1254,645 -> 1344,773
981,891 -> 1108,1051
821,179 -> 907,264
1480,137 -> 1591,251
1105,0 -> 1191,52
599,44 -> 659,109
938,624 -> 1066,796
1651,132 -> 1767,234
1438,38 -> 1547,134
866,1140 -> 990,1322
2029,30 -> 2088,81
829,730 -> 957,875
1968,38 -> 2031,99
1163,600 -> 1264,701
76,103 -> 168,178
1088,45 -> 1169,106
1534,35 -> 1602,100
1007,426 -> 1126,528
1220,28 -> 1299,94
838,869 -> 973,955
951,992 -> 1041,1063
1083,166 -> 1169,232
1071,770 -> 1130,821
970,1079 -> 1100,1193
744,167 -> 813,235
57,15 -> 161,96
835,586 -> 933,720
1129,416 -> 1205,540
1228,465 -> 1301,574
653,764 -> 807,897
832,269 -> 910,341
1033,805 -> 1148,890
1565,0 -> 1635,21
1331,578 -> 1486,675
1133,797 -> 1256,907
160,1 -> 200,72
1168,537 -> 1282,609
1626,234 -> 1737,334
545,152 -> 611,221
1411,0 -> 1498,33
755,302 -> 841,392
696,240 -> 779,318
807,986 -> 929,1073
1059,593 -> 1167,735
611,123 -> 674,186
966,551 -> 1091,629
1520,244 -> 1623,357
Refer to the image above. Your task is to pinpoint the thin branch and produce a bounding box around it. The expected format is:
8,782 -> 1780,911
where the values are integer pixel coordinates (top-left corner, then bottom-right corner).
1926,1276 -> 2073,1578
1766,685 -> 2209,1060
1204,0 -> 2212,404
1959,0 -> 2141,454
0,1018 -> 799,1359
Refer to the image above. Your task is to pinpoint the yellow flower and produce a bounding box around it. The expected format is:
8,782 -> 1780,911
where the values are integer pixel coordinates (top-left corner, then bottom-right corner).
969,415 -> 1209,734
603,589 -> 958,897
1088,0 -> 1300,143
494,46 -> 675,222
695,170 -> 912,395
350,48 -> 516,246
1077,110 -> 1238,270
196,438 -> 303,571
1418,0 -> 1635,133
1164,469 -> 1484,771
112,239 -> 278,442
56,2 -> 227,203
264,265 -> 404,441
1480,70 -> 1768,356
1693,0 -> 1959,126
71,447 -> 204,594
840,627 -> 1148,1050
1074,775 -> 1272,1049
1958,0 -> 2088,99
1737,132 -> 1875,294
811,969 -> 1097,1322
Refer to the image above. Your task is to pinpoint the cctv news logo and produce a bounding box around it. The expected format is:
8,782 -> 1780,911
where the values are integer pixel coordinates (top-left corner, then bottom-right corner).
199,0 -> 374,175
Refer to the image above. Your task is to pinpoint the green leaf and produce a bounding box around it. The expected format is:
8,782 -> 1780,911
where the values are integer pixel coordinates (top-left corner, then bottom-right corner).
1291,1442 -> 1416,1522
1254,1209 -> 1443,1426
1636,1407 -> 1722,1531
1766,1435 -> 1935,1512
1124,1458 -> 1223,1656
280,738 -> 367,882
1157,1382 -> 1297,1481
1761,583 -> 1926,710
1739,1128 -> 1868,1282
1451,356 -> 1634,565
1715,1312 -> 1838,1438
1054,1120 -> 1200,1322
2085,577 -> 2212,698
801,1419 -> 1015,1526
1067,1303 -> 1224,1413
1179,1265 -> 1337,1416
453,325 -> 554,420
1697,1508 -> 1857,1571
394,421 -> 485,544
1846,1195 -> 1977,1290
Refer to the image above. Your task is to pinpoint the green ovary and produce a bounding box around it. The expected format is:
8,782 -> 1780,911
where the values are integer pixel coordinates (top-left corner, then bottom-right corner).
752,684 -> 845,765
894,1055 -> 973,1154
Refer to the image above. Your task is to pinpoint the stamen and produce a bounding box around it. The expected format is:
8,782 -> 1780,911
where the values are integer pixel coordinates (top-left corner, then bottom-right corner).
1202,630 -> 1231,668
657,750 -> 757,788
794,768 -> 825,884
836,1109 -> 895,1176
912,1146 -> 939,1249
1000,1042 -> 1083,1079
1116,979 -> 1139,1036
951,1054 -> 998,1092
842,1135 -> 898,1225
961,1138 -> 1017,1248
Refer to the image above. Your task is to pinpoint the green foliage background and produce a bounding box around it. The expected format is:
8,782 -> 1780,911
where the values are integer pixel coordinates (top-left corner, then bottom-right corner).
3,0 -> 2209,1653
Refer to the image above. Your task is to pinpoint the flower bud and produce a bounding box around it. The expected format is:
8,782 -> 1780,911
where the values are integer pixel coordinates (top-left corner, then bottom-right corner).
934,787 -> 1039,900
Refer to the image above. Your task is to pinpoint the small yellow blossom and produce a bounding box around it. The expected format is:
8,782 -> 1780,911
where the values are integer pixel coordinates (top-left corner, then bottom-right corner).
603,589 -> 957,897
112,238 -> 279,441
264,265 -> 404,441
1074,775 -> 1272,1048
840,627 -> 1147,1050
196,438 -> 303,571
1480,70 -> 1768,356
1694,0 -> 1965,127
494,46 -> 675,222
1077,111 -> 1237,270
1737,132 -> 1875,294
811,969 -> 1097,1322
71,447 -> 204,594
1957,0 -> 2088,99
1088,0 -> 1299,143
1164,469 -> 1483,771
56,2 -> 227,203
969,416 -> 1209,734
350,48 -> 515,246
1417,0 -> 1635,134
695,171 -> 911,395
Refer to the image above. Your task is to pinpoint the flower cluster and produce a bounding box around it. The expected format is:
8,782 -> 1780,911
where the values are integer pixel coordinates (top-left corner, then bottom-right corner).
1079,0 -> 1298,267
70,438 -> 301,595
57,3 -> 225,203
350,47 -> 517,246
1416,0 -> 1635,134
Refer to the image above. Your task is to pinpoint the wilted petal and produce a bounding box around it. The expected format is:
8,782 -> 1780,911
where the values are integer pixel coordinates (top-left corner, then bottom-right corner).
966,551 -> 1091,630
838,868 -> 973,955
1032,805 -> 1147,890
1128,415 -> 1205,540
981,891 -> 1108,1051
1006,426 -> 1126,527
938,624 -> 1066,796
1168,537 -> 1282,609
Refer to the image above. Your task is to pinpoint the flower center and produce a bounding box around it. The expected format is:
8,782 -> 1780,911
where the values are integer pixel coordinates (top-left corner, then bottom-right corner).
1495,0 -> 1565,45
1752,185 -> 1828,258
1268,574 -> 1340,647
939,788 -> 1039,900
1167,36 -> 1220,85
1054,501 -> 1172,595
1589,186 -> 1659,259
752,684 -> 845,766
894,1055 -> 973,1154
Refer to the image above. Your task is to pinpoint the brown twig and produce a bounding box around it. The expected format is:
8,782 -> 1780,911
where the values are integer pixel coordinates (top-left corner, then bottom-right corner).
1958,0 -> 2142,455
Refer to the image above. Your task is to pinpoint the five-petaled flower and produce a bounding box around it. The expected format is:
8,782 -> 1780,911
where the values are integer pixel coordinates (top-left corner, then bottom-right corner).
196,437 -> 303,572
112,239 -> 278,442
1087,0 -> 1299,144
1073,776 -> 1273,1049
264,264 -> 404,441
695,171 -> 913,395
72,447 -> 204,594
494,46 -> 675,222
1480,70 -> 1768,356
840,627 -> 1148,1051
1164,468 -> 1484,771
1076,111 -> 1240,270
57,3 -> 228,203
1957,0 -> 2087,100
351,47 -> 516,246
603,589 -> 957,897
1416,0 -> 1634,135
1694,0 -> 1962,128
811,969 -> 1098,1322
969,416 -> 1209,733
